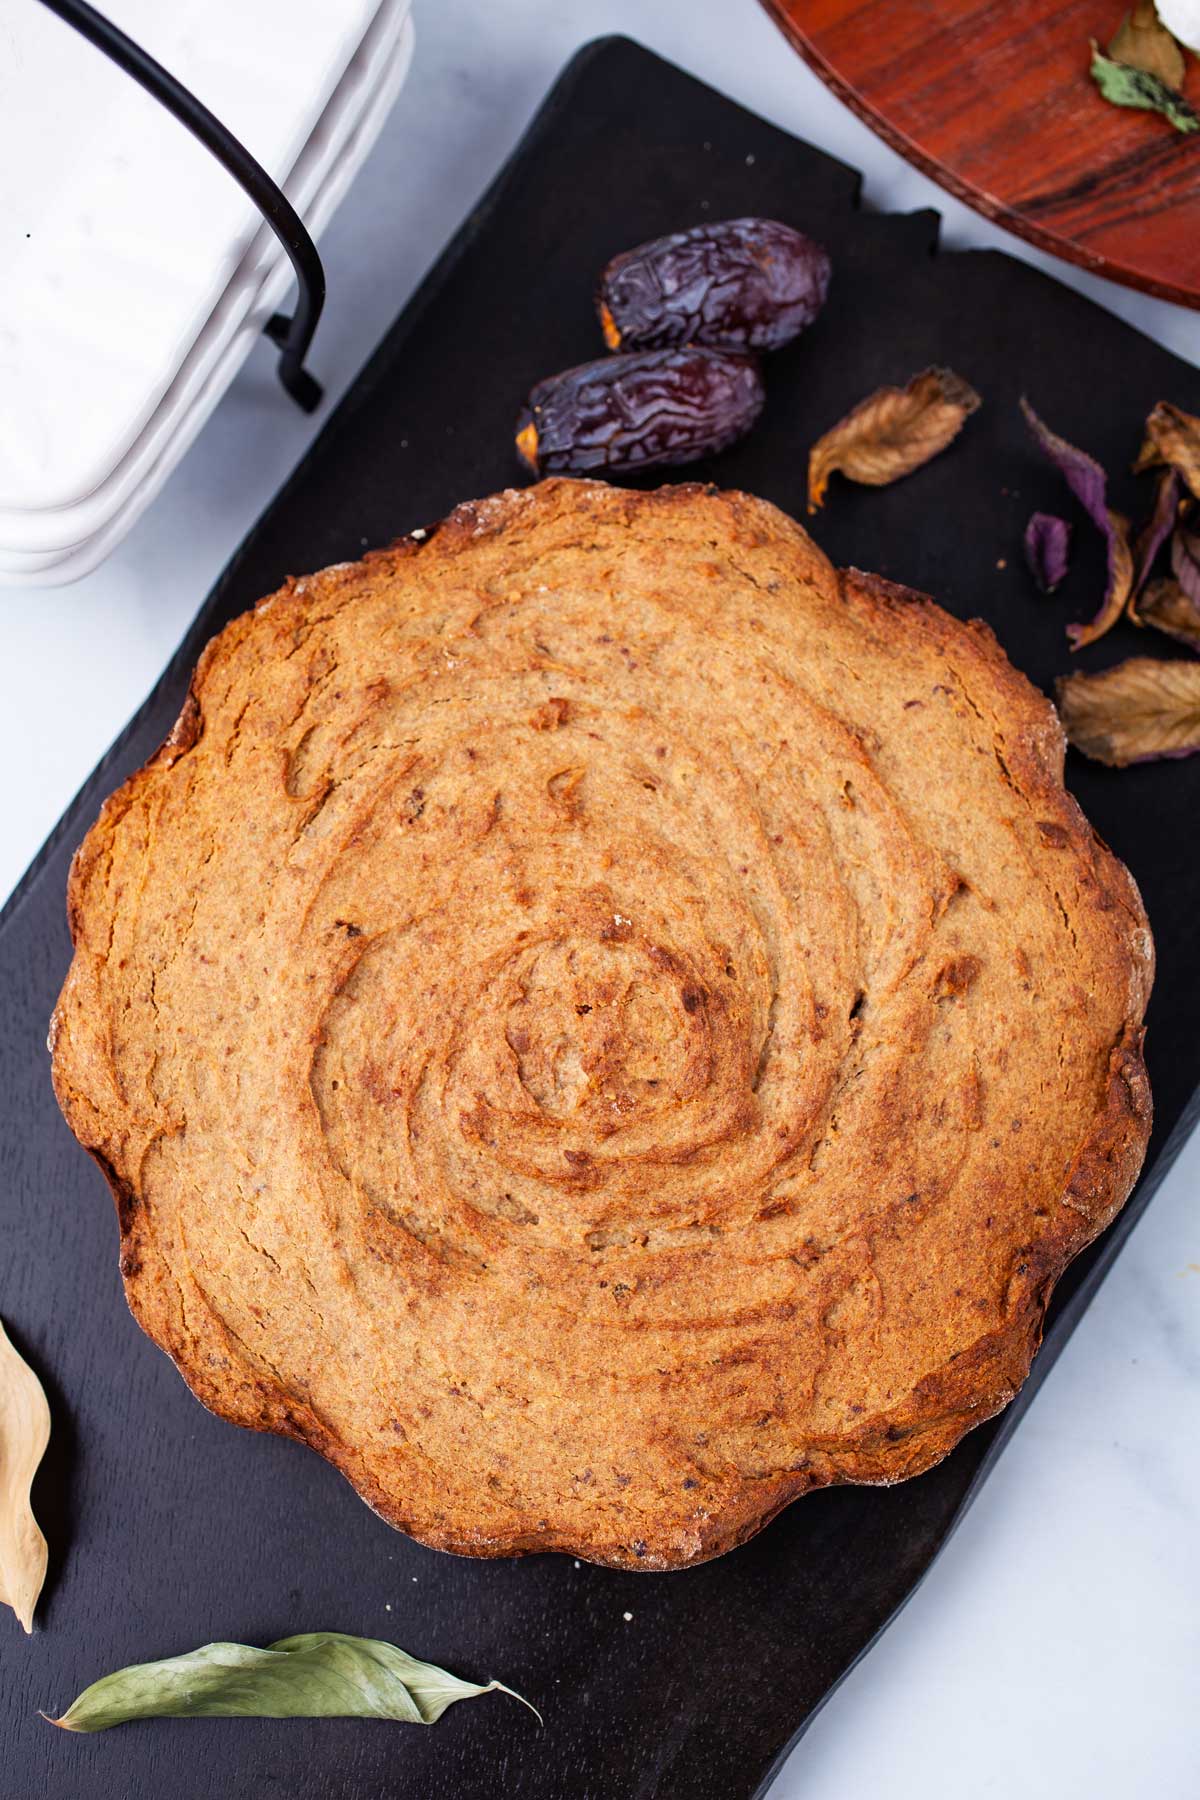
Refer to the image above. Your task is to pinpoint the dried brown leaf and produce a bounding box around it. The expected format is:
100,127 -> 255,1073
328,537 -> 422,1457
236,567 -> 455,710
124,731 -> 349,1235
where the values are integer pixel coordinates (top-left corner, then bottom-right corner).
1134,400 -> 1200,498
1069,510 -> 1135,649
1109,1 -> 1187,87
0,1319 -> 50,1634
1057,656 -> 1200,765
807,367 -> 981,511
1135,575 -> 1200,648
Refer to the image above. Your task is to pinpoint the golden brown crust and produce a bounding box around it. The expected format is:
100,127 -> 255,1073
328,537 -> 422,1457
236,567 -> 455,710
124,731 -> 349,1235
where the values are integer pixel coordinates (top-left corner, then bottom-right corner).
51,479 -> 1153,1570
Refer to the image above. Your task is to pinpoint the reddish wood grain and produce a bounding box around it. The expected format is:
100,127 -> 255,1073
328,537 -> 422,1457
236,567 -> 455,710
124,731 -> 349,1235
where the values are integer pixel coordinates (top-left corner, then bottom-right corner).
761,0 -> 1200,308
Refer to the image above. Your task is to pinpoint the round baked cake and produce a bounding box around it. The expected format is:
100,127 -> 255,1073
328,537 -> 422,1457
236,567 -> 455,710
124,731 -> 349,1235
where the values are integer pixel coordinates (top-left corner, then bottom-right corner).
51,479 -> 1153,1570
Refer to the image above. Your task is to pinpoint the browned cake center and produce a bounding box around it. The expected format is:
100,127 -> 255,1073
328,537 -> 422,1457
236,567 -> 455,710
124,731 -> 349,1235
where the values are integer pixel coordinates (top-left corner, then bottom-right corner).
50,480 -> 1152,1569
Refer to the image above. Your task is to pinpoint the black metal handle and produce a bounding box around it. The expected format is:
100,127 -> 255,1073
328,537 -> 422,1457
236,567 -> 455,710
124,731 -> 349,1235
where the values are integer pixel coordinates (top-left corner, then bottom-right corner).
36,0 -> 325,411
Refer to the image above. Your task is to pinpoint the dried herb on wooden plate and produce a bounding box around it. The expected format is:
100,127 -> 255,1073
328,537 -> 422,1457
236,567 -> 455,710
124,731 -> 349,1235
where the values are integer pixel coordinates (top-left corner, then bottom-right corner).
1020,398 -> 1134,647
1090,42 -> 1200,132
1024,512 -> 1072,593
1057,658 -> 1200,764
1109,0 -> 1187,86
47,1631 -> 539,1733
0,1318 -> 50,1635
806,367 -> 981,512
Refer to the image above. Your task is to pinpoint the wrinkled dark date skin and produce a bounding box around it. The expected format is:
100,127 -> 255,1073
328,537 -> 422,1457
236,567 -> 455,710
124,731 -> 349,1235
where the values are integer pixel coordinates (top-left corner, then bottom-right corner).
597,217 -> 831,353
515,347 -> 764,476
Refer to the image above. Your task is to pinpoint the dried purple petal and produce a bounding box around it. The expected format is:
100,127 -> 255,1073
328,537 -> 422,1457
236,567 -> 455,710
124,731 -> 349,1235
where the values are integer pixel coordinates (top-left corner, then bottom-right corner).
1020,398 -> 1107,526
1020,398 -> 1134,649
1132,466 -> 1181,599
1170,524 -> 1200,606
1024,512 -> 1072,593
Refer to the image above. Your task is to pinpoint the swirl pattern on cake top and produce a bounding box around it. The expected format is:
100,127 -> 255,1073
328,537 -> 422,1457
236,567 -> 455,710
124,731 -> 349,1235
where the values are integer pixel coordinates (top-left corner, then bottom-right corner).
51,480 -> 1153,1568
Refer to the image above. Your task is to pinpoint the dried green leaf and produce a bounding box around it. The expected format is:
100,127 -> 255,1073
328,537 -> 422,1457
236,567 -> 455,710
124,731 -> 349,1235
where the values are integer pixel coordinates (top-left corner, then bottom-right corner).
1135,575 -> 1200,648
1090,42 -> 1200,132
1135,400 -> 1200,498
1057,656 -> 1200,764
0,1319 -> 50,1635
1109,1 -> 1186,87
807,367 -> 981,511
47,1632 -> 540,1733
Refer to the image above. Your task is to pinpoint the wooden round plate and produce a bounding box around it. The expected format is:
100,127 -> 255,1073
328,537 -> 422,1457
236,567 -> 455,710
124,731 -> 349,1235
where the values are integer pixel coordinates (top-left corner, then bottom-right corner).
761,0 -> 1200,309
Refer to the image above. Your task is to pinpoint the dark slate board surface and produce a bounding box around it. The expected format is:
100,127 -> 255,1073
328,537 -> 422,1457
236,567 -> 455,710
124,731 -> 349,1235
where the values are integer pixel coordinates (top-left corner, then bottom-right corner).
2,37 -> 1197,1800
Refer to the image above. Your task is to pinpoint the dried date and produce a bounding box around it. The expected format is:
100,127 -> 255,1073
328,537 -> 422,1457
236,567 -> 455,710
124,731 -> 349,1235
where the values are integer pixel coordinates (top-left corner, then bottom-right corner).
597,217 -> 831,354
515,347 -> 764,476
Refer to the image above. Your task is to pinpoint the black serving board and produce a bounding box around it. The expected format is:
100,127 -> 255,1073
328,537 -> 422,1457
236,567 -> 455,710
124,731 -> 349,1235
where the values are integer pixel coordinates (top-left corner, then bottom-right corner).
2,38 -> 1198,1800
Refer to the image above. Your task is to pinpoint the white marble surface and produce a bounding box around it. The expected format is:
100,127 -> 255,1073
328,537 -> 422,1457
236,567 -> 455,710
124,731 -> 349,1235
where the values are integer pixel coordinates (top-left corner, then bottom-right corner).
2,3 -> 1196,1794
